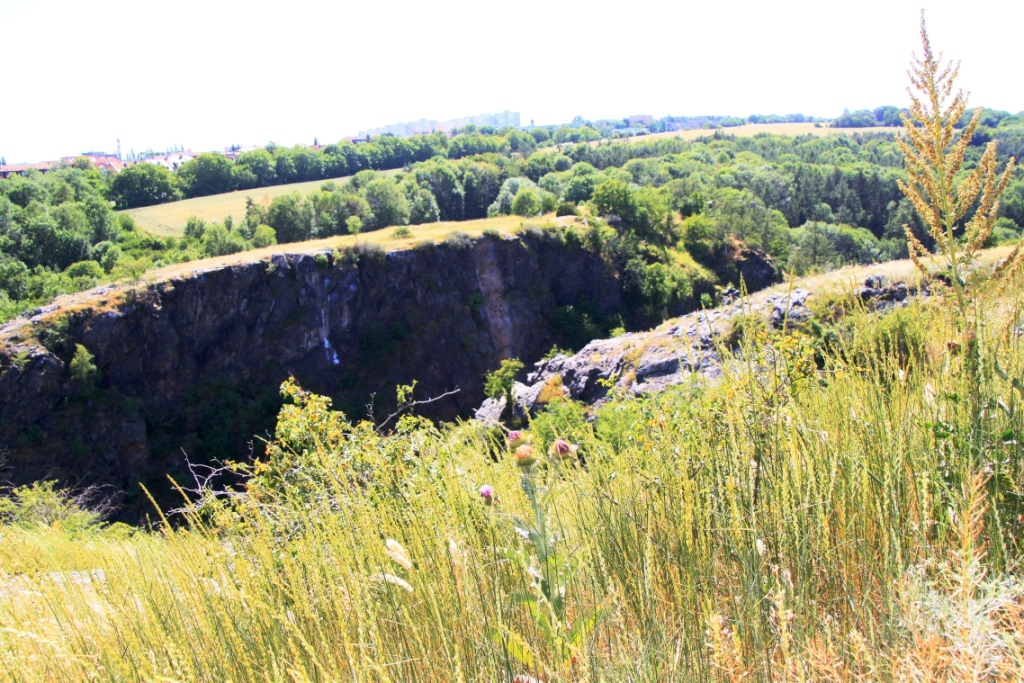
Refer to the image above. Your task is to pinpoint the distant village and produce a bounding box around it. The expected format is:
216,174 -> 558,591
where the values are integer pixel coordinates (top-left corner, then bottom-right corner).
0,111 -> 794,179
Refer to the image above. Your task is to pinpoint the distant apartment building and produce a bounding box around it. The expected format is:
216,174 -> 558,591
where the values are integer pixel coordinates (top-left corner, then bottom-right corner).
358,111 -> 521,138
662,116 -> 728,132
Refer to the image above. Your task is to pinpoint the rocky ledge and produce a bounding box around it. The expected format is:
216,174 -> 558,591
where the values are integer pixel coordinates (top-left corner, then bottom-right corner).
476,275 -> 913,422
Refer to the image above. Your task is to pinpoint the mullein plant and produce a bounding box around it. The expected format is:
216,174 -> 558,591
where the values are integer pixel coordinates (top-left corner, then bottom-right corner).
487,431 -> 603,682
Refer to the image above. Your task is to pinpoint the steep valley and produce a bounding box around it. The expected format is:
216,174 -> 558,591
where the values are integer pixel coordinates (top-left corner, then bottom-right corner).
0,230 -> 780,519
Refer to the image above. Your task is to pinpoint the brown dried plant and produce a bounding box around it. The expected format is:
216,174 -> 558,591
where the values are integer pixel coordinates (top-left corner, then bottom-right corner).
897,12 -> 1017,324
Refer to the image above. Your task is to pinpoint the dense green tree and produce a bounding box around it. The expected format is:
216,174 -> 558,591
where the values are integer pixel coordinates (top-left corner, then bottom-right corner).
202,224 -> 247,256
0,254 -> 29,299
267,193 -> 313,243
414,160 -> 464,221
178,153 -> 235,198
184,215 -> 207,240
65,260 -> 104,279
488,177 -> 537,217
409,188 -> 440,224
108,163 -> 180,209
511,187 -> 542,216
461,161 -> 504,219
363,179 -> 409,228
592,179 -> 638,223
3,174 -> 50,208
530,128 -> 551,144
562,174 -> 599,203
235,149 -> 278,187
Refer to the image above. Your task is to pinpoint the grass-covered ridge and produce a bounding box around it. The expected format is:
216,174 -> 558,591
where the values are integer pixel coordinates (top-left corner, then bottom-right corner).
3,277 -> 1024,680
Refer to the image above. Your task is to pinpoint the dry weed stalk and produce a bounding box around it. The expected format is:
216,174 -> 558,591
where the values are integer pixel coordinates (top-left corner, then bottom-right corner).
897,12 -> 1016,323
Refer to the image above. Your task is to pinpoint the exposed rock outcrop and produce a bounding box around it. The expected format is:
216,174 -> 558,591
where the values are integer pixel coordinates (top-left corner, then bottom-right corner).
475,274 -> 915,422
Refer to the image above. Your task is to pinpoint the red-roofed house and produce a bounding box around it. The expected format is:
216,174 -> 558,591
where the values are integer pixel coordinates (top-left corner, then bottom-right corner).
0,161 -> 59,178
61,154 -> 124,174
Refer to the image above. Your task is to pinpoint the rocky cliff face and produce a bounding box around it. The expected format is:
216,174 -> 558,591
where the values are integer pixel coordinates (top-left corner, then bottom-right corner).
0,233 -> 620,515
475,275 -> 914,423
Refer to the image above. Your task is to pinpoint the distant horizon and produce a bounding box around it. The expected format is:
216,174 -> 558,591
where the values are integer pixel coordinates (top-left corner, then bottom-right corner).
1,0 -> 1020,165
0,105 -> 963,167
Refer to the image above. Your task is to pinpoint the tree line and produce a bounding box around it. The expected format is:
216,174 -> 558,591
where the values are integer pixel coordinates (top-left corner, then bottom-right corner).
3,119 -> 1023,324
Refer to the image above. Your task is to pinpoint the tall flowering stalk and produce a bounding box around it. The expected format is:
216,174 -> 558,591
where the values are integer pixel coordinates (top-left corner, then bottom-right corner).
486,432 -> 603,681
897,13 -> 1016,327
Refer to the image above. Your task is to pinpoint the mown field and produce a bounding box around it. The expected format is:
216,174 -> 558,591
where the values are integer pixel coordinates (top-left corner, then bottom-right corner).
613,121 -> 902,144
120,170 -> 400,237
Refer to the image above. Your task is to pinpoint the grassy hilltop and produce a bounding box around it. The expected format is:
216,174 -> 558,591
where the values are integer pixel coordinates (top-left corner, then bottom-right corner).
121,169 -> 401,237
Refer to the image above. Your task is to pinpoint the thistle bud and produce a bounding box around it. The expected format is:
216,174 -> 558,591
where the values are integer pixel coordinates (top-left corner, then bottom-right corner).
514,444 -> 538,469
508,430 -> 526,448
548,438 -> 578,460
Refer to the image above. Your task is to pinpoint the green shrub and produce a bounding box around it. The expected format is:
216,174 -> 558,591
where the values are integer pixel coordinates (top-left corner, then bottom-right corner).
851,305 -> 927,373
314,253 -> 329,269
353,242 -> 385,263
69,343 -> 99,391
64,260 -> 104,280
551,304 -> 605,352
37,315 -> 70,353
556,202 -> 578,217
183,215 -> 207,240
252,224 -> 277,248
391,227 -> 412,239
443,232 -> 474,251
484,358 -> 524,412
724,312 -> 767,349
0,481 -> 103,533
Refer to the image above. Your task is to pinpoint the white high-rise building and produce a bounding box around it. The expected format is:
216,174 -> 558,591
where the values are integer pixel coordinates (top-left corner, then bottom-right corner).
358,111 -> 521,138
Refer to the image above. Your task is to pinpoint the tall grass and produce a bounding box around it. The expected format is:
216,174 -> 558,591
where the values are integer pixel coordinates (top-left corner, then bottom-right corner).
3,285 -> 1024,681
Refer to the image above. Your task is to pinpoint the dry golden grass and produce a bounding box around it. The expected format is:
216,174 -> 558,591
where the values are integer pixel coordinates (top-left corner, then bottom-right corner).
119,170 -> 400,237
748,244 -> 1018,306
607,121 -> 903,145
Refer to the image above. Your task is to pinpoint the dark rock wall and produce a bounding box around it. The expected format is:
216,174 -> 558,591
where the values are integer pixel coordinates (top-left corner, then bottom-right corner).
0,234 -> 618,515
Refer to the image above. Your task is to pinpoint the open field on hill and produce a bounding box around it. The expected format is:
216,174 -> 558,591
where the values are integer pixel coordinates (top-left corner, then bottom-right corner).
610,121 -> 903,144
120,170 -> 400,237
124,124 -> 901,240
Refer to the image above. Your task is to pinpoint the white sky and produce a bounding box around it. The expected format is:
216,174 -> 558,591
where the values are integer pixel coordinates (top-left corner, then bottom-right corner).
0,0 -> 1021,164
